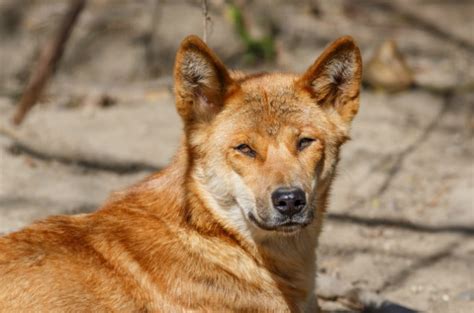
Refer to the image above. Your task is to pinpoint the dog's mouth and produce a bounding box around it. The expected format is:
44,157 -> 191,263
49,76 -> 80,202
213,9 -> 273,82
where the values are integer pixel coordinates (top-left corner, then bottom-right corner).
247,212 -> 313,233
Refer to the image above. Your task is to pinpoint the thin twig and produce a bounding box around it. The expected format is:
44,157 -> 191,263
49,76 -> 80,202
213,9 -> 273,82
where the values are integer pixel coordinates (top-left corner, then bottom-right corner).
201,0 -> 209,43
12,0 -> 86,125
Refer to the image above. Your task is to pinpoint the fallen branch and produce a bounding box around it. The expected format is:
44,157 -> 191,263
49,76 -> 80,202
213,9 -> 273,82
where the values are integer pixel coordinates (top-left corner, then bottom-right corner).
12,0 -> 86,125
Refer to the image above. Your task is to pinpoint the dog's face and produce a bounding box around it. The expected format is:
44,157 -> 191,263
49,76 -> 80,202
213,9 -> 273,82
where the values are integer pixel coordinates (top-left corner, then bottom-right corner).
208,77 -> 347,234
174,36 -> 362,235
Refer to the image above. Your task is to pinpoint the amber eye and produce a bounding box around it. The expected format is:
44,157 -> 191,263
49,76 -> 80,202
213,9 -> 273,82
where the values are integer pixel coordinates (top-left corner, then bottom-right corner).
297,138 -> 315,151
235,144 -> 256,158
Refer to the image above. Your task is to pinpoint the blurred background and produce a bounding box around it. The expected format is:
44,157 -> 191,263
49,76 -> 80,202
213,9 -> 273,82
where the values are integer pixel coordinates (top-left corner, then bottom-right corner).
0,0 -> 473,312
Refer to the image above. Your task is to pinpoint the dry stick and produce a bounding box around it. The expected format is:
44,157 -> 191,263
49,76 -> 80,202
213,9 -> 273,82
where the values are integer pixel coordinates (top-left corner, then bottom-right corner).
12,0 -> 86,125
201,0 -> 209,43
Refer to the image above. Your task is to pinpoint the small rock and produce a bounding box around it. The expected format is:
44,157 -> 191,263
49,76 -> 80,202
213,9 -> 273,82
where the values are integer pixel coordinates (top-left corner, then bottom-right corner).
410,285 -> 424,294
82,93 -> 116,111
364,39 -> 414,92
457,289 -> 474,301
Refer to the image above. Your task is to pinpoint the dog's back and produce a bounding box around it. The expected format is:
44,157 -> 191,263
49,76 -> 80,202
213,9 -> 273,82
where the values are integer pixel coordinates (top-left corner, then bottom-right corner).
0,215 -> 141,311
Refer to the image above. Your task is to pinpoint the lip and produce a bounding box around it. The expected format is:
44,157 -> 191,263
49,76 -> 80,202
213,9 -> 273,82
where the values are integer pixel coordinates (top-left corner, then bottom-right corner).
248,212 -> 311,233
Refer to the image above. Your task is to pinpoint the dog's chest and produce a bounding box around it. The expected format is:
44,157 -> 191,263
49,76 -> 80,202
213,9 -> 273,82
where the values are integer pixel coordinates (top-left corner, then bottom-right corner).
151,231 -> 315,311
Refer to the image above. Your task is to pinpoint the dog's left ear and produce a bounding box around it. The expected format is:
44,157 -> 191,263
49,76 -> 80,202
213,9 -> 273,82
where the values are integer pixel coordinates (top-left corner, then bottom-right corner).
174,35 -> 233,124
297,36 -> 362,124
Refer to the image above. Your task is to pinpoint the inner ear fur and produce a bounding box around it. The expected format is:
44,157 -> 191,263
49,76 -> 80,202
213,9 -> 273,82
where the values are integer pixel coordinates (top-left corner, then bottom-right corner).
297,36 -> 362,123
174,35 -> 233,123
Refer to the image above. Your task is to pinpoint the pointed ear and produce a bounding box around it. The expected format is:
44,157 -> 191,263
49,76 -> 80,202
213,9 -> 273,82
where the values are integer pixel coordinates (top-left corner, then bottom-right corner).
174,35 -> 233,124
297,36 -> 362,124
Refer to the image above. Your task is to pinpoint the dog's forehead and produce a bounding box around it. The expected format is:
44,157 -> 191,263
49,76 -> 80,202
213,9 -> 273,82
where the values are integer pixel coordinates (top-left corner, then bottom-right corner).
238,72 -> 297,88
238,73 -> 298,100
225,73 -> 321,130
232,74 -> 307,115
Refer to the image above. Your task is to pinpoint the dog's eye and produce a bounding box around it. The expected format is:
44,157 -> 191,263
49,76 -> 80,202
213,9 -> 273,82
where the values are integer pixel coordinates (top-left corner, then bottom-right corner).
297,138 -> 315,151
235,144 -> 256,158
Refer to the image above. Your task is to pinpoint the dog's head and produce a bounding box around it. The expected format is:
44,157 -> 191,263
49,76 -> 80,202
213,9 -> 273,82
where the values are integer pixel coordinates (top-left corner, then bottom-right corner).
174,36 -> 362,236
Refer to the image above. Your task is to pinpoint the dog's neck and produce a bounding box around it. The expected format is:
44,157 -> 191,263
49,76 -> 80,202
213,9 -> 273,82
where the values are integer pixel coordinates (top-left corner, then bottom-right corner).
182,159 -> 321,306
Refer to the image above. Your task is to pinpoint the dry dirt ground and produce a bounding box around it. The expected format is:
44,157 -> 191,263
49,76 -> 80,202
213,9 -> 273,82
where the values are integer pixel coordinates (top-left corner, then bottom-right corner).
1,1 -> 473,312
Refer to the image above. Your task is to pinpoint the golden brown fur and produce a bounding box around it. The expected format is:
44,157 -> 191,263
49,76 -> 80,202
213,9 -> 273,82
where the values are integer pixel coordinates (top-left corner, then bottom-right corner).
0,35 -> 362,312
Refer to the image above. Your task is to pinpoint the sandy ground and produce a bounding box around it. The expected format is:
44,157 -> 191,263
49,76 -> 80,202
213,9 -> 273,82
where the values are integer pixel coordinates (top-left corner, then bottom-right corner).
1,1 -> 473,312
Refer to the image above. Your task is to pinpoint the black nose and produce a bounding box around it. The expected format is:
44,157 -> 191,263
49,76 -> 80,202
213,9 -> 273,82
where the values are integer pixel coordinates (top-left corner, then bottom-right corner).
271,187 -> 306,217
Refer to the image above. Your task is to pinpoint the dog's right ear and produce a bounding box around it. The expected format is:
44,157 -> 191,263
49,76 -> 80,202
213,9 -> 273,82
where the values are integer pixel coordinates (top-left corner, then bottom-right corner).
174,35 -> 233,124
296,36 -> 362,124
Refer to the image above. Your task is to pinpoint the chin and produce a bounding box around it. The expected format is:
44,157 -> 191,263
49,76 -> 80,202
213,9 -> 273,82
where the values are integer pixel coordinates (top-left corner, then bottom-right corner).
247,212 -> 313,235
273,224 -> 306,236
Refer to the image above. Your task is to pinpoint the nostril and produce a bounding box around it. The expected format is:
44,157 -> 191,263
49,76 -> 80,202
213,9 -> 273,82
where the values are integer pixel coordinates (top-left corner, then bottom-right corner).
277,201 -> 287,207
294,199 -> 305,207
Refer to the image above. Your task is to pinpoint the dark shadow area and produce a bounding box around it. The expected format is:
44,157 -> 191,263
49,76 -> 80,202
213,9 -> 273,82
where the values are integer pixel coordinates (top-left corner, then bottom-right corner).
0,196 -> 99,214
377,240 -> 460,292
320,242 -> 473,263
363,301 -> 419,313
327,212 -> 474,236
6,140 -> 161,174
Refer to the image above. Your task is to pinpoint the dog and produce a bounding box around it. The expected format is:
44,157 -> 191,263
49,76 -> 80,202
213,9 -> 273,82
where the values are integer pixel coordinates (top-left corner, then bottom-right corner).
0,35 -> 362,312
